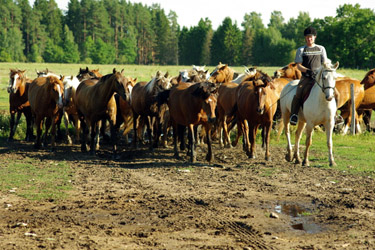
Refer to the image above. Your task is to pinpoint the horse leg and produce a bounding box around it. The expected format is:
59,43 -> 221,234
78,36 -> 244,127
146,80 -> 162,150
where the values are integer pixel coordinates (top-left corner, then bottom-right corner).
8,111 -> 17,142
25,109 -> 34,142
223,115 -> 233,148
109,117 -> 118,158
188,124 -> 196,163
232,122 -> 242,147
80,119 -> 89,152
34,117 -> 43,149
248,125 -> 257,159
74,114 -> 81,144
145,116 -> 153,150
43,117 -> 52,148
178,124 -> 186,151
293,121 -> 306,164
283,114 -> 293,162
264,123 -> 272,161
242,120 -> 250,154
63,110 -> 72,145
90,122 -> 99,155
204,124 -> 213,163
132,113 -> 139,148
50,114 -> 60,151
172,122 -> 180,159
303,125 -> 314,167
325,121 -> 336,166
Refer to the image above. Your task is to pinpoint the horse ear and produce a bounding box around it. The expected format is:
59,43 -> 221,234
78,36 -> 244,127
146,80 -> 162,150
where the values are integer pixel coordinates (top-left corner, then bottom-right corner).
113,68 -> 117,74
177,74 -> 182,84
333,62 -> 339,70
164,72 -> 169,78
60,75 -> 65,81
156,71 -> 162,78
120,69 -> 125,74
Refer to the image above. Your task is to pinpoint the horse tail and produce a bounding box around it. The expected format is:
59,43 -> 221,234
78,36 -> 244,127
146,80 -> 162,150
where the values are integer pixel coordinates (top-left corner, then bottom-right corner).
157,89 -> 170,106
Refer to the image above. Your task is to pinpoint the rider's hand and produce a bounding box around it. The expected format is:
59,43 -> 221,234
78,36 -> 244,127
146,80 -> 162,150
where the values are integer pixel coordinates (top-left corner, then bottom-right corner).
305,69 -> 316,79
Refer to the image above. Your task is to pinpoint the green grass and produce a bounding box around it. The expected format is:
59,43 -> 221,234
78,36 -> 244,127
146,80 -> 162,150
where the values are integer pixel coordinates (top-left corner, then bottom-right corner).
0,157 -> 73,201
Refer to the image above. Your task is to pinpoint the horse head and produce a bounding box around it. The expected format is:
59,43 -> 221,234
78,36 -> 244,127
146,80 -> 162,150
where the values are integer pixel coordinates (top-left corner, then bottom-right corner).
315,61 -> 339,101
63,76 -> 80,106
47,76 -> 64,109
8,69 -> 26,94
360,68 -> 375,87
209,63 -> 234,83
111,68 -> 131,103
192,82 -> 218,123
148,71 -> 172,94
274,63 -> 302,80
76,67 -> 100,81
253,80 -> 269,115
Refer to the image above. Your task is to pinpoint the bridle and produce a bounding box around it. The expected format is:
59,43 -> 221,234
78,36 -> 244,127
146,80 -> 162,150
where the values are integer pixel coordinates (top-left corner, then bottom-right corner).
315,68 -> 336,93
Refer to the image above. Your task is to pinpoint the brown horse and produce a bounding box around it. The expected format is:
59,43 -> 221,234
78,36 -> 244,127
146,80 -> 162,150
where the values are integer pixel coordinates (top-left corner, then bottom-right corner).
209,62 -> 235,84
236,77 -> 278,160
215,68 -> 258,147
335,78 -> 364,133
159,81 -> 218,163
7,69 -> 34,142
115,77 -> 137,144
274,62 -> 302,80
131,71 -> 172,149
28,76 -> 65,150
357,68 -> 375,130
74,69 -> 131,156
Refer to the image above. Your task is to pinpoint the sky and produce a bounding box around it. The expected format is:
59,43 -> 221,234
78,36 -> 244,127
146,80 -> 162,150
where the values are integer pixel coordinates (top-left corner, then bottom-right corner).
31,0 -> 373,29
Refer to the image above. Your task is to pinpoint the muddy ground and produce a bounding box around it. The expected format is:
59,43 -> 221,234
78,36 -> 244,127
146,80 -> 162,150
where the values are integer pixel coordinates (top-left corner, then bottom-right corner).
0,136 -> 374,250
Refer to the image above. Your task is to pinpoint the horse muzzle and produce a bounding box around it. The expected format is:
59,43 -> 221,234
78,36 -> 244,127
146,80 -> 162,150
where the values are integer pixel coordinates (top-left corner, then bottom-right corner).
257,107 -> 264,115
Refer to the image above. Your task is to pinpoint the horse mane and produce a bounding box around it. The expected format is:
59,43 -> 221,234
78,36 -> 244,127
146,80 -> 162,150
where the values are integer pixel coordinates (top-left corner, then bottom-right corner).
242,69 -> 272,84
145,77 -> 157,94
191,82 -> 217,99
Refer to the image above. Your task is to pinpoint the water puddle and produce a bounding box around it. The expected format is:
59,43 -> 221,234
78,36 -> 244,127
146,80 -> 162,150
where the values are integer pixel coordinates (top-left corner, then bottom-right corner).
275,203 -> 323,234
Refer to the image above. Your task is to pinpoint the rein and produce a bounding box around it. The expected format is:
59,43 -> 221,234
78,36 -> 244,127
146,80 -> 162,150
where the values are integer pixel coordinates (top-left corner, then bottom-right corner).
314,69 -> 336,93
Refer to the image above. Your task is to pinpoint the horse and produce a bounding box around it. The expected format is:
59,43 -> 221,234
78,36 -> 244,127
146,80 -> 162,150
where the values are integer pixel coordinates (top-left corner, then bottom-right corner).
235,76 -> 278,160
62,75 -> 81,144
74,69 -> 131,156
216,67 -> 257,148
7,69 -> 34,142
280,61 -> 339,166
115,77 -> 137,144
131,71 -> 172,149
335,78 -> 364,134
158,81 -> 218,163
357,68 -> 375,131
209,62 -> 235,84
28,75 -> 65,150
274,62 -> 302,80
76,67 -> 102,82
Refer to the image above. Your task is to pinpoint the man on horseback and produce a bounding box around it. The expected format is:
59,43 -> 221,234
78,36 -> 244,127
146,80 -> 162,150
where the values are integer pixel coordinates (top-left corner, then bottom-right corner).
289,26 -> 343,125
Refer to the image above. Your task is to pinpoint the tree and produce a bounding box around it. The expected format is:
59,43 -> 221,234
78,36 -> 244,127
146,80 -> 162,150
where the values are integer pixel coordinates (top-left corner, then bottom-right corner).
60,25 -> 80,63
211,17 -> 242,65
268,11 -> 285,30
117,25 -> 137,64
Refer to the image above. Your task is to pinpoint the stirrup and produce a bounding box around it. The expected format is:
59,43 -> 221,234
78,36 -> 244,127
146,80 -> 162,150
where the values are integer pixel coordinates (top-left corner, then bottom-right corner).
289,114 -> 298,126
334,115 -> 344,126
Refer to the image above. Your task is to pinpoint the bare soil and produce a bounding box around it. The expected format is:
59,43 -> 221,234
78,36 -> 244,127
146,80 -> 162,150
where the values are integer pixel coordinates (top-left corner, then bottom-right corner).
0,138 -> 374,250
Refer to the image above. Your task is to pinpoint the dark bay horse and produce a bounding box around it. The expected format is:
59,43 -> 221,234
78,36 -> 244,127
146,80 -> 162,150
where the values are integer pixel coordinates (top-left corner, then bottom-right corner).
159,81 -> 218,163
74,69 -> 131,156
131,71 -> 172,149
236,76 -> 278,160
28,76 -> 65,150
7,69 -> 34,142
76,67 -> 102,81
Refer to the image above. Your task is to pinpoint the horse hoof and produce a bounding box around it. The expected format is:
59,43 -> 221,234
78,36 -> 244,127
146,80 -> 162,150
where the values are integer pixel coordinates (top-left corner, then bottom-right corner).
34,144 -> 41,149
89,150 -> 96,156
302,160 -> 310,166
206,154 -> 213,163
285,154 -> 292,162
330,161 -> 337,167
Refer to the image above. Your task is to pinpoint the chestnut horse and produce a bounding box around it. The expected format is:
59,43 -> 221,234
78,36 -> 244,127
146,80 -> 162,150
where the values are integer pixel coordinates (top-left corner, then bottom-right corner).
159,81 -> 218,163
76,67 -> 102,81
131,71 -> 172,149
357,68 -> 375,130
235,77 -> 278,160
280,62 -> 339,166
7,69 -> 34,142
74,69 -> 131,156
335,78 -> 364,134
209,62 -> 235,84
216,67 -> 257,148
28,76 -> 64,150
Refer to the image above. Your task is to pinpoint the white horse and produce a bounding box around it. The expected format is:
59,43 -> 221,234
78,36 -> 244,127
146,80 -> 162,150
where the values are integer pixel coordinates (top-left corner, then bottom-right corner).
280,61 -> 339,167
62,76 -> 81,144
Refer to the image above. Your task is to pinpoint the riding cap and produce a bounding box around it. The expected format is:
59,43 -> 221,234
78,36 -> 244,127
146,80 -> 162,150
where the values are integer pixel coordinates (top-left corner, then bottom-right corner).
304,26 -> 317,36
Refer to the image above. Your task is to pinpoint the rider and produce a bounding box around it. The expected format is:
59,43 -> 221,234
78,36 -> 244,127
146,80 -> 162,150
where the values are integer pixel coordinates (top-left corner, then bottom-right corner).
289,26 -> 343,125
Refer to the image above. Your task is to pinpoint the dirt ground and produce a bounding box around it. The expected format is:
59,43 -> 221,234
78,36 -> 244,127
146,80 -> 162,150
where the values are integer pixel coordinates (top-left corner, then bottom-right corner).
0,137 -> 374,250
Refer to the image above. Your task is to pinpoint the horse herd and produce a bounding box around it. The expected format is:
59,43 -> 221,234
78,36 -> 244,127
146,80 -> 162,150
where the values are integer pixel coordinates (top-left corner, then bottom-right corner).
6,63 -> 375,165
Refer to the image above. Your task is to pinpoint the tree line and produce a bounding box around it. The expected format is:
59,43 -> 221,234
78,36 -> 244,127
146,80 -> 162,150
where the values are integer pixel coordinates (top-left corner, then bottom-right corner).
1,1 -> 374,69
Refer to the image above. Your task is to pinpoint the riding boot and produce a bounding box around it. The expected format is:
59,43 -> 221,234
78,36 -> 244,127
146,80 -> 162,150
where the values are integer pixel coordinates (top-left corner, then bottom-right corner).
291,95 -> 301,117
